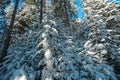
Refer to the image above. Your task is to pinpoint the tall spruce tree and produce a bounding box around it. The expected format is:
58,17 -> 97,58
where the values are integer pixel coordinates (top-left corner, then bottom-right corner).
52,0 -> 78,27
0,0 -> 10,40
25,0 -> 45,23
80,0 -> 120,78
0,0 -> 19,62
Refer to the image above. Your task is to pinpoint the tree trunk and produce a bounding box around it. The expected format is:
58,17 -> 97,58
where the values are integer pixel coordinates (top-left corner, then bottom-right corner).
40,0 -> 43,23
63,0 -> 70,27
0,0 -> 19,62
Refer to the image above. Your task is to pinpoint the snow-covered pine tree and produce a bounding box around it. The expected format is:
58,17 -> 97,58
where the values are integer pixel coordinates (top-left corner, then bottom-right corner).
0,0 -> 10,43
24,0 -> 45,23
0,0 -> 19,63
80,0 -> 120,78
52,0 -> 78,27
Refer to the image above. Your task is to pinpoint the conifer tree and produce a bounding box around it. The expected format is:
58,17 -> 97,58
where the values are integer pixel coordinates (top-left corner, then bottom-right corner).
0,0 -> 19,62
80,0 -> 120,78
0,0 -> 10,39
52,0 -> 78,27
24,0 -> 44,23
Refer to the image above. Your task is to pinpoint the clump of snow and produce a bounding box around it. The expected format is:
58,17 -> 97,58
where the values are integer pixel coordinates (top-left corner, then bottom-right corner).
10,67 -> 27,80
44,49 -> 52,59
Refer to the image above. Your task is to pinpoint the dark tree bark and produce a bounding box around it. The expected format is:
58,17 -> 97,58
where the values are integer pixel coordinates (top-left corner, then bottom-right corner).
63,0 -> 70,27
0,0 -> 19,62
40,0 -> 43,23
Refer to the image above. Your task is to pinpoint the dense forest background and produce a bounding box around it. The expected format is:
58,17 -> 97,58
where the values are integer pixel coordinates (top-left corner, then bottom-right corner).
0,0 -> 120,80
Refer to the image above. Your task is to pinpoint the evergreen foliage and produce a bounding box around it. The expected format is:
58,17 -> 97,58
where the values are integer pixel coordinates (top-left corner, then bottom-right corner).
0,0 -> 120,80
